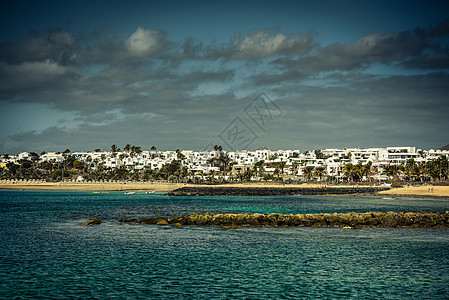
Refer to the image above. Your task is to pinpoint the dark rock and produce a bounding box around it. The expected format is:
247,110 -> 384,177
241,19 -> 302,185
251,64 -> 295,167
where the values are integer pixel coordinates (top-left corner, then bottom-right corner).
140,218 -> 156,224
156,218 -> 168,225
125,211 -> 449,228
166,186 -> 390,197
80,217 -> 102,226
120,217 -> 138,223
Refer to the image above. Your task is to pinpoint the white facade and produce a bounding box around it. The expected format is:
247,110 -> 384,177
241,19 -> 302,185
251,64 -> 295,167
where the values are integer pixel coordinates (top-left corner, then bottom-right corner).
2,146 -> 448,180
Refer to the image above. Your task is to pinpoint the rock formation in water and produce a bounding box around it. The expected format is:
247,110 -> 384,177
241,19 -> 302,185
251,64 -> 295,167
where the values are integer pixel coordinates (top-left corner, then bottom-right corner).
80,217 -> 102,226
117,211 -> 449,228
167,186 -> 390,196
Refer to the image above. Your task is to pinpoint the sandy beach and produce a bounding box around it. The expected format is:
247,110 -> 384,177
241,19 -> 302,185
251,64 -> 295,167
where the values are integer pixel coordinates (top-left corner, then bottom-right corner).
378,185 -> 449,198
0,181 -> 357,192
0,181 -> 327,192
1,181 -> 449,197
0,182 -> 184,192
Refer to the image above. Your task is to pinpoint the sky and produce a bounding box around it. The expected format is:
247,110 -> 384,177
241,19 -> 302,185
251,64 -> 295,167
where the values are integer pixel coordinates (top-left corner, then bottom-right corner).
1,0 -> 448,154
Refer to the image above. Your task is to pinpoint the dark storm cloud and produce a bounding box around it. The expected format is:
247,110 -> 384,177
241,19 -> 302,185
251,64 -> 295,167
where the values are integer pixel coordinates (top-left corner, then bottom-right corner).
1,18 -> 448,153
268,72 -> 449,149
273,27 -> 434,75
401,49 -> 449,70
0,26 -> 172,67
0,30 -> 78,65
248,20 -> 449,87
0,92 -> 246,153
431,19 -> 449,36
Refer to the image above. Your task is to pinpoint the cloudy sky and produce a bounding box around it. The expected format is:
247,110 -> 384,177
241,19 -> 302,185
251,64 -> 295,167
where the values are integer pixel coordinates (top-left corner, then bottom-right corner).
1,0 -> 448,153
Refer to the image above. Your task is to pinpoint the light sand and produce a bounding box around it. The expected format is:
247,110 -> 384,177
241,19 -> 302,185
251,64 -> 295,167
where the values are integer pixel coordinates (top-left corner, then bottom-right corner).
0,182 -> 184,192
0,182 -> 332,192
378,185 -> 449,198
1,181 -> 448,197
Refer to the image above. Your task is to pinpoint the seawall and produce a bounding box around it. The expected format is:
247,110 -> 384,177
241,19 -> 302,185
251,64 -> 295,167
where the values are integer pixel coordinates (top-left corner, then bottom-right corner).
167,186 -> 390,196
118,211 -> 449,228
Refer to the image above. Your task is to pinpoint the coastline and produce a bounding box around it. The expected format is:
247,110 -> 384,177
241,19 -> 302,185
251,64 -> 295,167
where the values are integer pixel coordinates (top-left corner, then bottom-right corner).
0,182 -> 184,192
1,182 -> 449,198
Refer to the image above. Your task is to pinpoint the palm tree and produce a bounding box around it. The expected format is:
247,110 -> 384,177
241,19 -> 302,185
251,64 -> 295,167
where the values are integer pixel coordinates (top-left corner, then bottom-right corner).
417,162 -> 427,182
384,165 -> 399,180
303,166 -> 315,182
209,169 -> 216,182
291,161 -> 299,176
111,144 -> 118,153
362,161 -> 374,182
436,156 -> 448,181
405,159 -> 417,181
314,149 -> 325,159
176,149 -> 185,161
124,144 -> 131,152
180,166 -> 188,182
343,163 -> 355,182
417,150 -> 426,159
197,170 -> 205,182
278,160 -> 286,175
354,162 -> 364,181
253,160 -> 264,180
86,156 -> 93,170
243,168 -> 253,181
150,146 -> 157,158
314,166 -> 326,182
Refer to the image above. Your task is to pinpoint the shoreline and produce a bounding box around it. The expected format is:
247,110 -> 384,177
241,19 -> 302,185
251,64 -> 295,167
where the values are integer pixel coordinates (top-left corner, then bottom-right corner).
0,182 -> 184,192
1,182 -> 449,198
378,185 -> 449,198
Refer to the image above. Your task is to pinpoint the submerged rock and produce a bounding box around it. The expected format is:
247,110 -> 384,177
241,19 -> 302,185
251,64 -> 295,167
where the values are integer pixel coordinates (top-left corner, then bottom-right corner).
119,217 -> 138,223
80,217 -> 102,226
140,218 -> 155,224
156,218 -> 169,225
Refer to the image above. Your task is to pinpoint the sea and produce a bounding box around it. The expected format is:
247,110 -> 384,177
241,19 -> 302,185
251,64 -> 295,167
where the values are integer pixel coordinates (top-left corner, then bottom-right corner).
1,190 -> 449,299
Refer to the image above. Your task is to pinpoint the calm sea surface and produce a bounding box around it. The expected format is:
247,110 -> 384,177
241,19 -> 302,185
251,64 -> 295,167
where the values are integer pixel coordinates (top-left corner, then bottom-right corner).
1,190 -> 449,299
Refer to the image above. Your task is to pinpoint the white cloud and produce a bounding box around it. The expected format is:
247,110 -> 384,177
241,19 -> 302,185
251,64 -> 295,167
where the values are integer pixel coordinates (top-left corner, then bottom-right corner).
125,27 -> 167,57
231,29 -> 316,59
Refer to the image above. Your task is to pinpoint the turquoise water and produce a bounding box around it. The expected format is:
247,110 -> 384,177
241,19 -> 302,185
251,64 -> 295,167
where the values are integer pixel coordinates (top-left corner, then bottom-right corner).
1,191 -> 449,298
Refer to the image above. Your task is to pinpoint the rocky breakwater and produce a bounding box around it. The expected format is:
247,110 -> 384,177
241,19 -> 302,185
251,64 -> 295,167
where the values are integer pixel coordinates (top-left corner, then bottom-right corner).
118,211 -> 449,228
167,186 -> 390,196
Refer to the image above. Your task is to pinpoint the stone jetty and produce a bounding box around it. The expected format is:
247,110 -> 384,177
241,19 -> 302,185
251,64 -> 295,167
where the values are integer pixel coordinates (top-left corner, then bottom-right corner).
167,186 -> 390,196
118,211 -> 449,228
